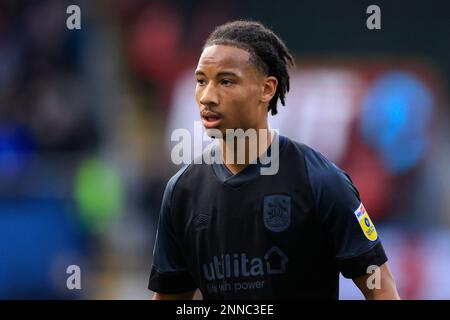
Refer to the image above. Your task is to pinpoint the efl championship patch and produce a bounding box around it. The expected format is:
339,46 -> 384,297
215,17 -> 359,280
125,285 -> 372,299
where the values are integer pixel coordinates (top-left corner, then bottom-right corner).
353,203 -> 378,241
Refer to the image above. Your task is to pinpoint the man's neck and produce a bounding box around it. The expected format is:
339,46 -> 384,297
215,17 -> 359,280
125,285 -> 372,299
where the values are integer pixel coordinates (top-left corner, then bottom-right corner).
220,126 -> 274,175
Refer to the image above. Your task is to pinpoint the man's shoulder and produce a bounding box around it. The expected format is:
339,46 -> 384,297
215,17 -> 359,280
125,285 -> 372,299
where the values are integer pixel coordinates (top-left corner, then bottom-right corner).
279,134 -> 314,159
164,164 -> 192,197
280,136 -> 319,167
281,135 -> 347,185
296,141 -> 359,204
165,157 -> 212,193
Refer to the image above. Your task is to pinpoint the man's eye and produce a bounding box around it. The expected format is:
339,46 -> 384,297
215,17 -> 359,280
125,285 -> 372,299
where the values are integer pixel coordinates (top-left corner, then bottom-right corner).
196,79 -> 206,86
220,79 -> 233,86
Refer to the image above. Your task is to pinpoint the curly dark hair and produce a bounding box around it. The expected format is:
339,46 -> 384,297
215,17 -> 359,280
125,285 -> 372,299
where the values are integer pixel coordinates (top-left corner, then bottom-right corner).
203,20 -> 294,115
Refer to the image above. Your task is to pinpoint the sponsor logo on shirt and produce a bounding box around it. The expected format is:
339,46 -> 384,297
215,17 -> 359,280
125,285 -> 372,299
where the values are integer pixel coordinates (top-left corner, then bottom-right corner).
353,202 -> 378,241
202,246 -> 289,282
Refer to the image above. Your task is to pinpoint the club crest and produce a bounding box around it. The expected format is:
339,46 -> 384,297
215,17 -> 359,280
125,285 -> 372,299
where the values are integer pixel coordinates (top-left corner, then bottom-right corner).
263,195 -> 291,232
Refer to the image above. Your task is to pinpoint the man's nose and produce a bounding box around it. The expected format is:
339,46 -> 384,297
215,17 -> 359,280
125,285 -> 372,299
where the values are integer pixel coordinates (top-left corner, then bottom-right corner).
199,83 -> 219,107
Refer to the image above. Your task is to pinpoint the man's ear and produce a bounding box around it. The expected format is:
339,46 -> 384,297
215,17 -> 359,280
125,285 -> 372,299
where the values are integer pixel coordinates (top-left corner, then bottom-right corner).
260,76 -> 278,104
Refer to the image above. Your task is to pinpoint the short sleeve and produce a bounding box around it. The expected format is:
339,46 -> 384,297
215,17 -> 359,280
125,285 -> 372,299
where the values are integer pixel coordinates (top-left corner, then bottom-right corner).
305,148 -> 388,279
148,166 -> 197,294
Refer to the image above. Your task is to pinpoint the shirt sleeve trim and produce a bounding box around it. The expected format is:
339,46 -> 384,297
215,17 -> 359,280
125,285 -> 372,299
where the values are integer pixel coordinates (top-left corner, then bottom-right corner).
337,242 -> 388,279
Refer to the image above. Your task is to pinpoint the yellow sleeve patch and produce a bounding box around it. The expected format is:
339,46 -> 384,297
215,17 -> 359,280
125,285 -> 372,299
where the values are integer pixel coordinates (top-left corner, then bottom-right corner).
354,203 -> 378,241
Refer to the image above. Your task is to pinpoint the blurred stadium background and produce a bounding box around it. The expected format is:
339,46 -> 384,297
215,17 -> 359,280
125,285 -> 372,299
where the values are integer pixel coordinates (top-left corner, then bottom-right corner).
0,0 -> 449,299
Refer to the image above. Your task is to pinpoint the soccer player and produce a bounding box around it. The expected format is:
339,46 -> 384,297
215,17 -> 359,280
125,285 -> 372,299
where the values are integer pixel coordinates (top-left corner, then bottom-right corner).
148,20 -> 400,300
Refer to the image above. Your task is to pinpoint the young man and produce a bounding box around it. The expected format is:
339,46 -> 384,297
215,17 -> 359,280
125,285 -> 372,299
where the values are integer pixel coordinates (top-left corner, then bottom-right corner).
149,20 -> 400,300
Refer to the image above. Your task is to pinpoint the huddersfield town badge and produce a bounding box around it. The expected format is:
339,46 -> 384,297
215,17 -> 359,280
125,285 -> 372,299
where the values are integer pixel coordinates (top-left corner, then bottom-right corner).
263,195 -> 291,232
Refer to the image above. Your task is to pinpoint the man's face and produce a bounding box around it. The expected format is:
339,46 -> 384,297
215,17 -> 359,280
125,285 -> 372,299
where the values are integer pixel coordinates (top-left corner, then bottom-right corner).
195,45 -> 267,136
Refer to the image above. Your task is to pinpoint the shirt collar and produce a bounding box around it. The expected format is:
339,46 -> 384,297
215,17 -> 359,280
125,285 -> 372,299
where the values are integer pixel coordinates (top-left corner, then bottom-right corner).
211,132 -> 286,188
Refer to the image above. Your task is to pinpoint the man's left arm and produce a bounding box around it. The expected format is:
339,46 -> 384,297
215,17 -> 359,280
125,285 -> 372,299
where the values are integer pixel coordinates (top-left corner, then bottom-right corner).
353,262 -> 400,300
304,148 -> 400,300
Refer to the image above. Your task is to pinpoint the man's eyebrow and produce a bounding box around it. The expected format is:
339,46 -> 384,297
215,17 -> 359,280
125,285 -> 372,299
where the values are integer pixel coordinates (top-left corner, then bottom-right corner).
216,71 -> 239,78
194,70 -> 240,78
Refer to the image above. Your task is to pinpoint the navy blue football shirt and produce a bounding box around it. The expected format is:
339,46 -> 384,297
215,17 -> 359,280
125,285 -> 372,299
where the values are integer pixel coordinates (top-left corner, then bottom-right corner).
148,134 -> 387,299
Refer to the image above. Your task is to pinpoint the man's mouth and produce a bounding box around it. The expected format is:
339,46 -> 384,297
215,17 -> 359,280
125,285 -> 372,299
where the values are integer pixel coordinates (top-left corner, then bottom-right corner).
201,112 -> 222,129
201,116 -> 222,128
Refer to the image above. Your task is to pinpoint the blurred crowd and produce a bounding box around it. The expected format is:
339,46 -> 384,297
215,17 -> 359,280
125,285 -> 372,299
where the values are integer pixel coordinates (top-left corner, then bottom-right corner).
0,0 -> 449,299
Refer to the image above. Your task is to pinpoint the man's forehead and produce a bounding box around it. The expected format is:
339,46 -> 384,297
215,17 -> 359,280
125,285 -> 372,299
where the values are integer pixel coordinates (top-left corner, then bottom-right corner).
196,45 -> 251,72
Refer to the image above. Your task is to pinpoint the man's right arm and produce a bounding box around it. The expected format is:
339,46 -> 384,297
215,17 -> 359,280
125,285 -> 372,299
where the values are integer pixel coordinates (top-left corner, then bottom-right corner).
148,166 -> 198,298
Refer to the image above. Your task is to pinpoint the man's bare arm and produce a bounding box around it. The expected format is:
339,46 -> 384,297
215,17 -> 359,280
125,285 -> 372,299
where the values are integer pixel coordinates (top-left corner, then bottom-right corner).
152,290 -> 196,300
352,262 -> 400,300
